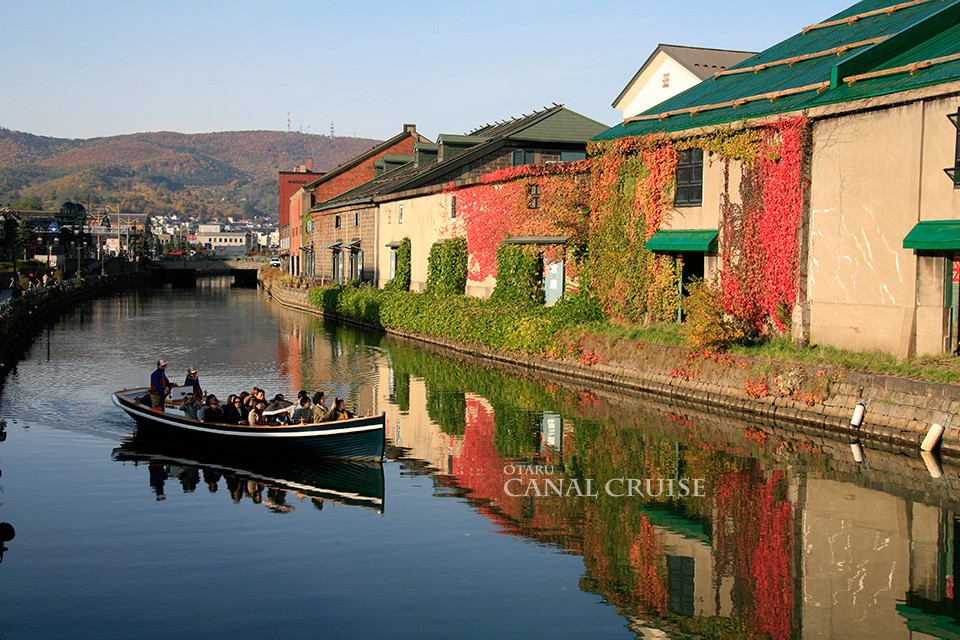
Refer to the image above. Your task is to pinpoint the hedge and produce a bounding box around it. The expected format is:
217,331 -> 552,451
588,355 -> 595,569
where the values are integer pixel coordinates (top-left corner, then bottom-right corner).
307,284 -> 604,356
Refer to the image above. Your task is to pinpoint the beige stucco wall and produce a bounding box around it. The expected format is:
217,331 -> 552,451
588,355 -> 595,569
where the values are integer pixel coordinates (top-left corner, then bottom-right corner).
808,98 -> 960,356
808,104 -> 921,354
378,192 -> 462,292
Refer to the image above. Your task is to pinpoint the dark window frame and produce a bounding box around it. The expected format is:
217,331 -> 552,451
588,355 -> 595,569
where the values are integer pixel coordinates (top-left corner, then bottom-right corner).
527,183 -> 541,209
674,148 -> 704,207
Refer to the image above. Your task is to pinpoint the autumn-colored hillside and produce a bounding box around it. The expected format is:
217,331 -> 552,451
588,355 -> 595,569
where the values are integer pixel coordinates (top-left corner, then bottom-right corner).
0,128 -> 382,221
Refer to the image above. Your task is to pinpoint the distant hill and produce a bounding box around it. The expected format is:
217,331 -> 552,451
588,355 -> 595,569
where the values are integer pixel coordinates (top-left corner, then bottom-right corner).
0,128 -> 382,222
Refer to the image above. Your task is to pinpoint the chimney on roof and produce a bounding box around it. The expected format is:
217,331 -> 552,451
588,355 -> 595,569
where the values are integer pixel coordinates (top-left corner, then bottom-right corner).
306,157 -> 313,172
404,124 -> 416,134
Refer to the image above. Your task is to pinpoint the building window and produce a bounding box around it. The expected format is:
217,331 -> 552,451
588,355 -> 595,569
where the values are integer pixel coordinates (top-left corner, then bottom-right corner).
948,107 -> 960,188
398,204 -> 404,225
451,196 -> 457,219
527,183 -> 541,209
335,215 -> 341,229
512,149 -> 536,166
354,212 -> 360,226
674,148 -> 704,207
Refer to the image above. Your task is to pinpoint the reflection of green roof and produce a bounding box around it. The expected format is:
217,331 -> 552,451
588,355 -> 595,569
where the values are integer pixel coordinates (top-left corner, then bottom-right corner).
897,604 -> 960,640
596,0 -> 960,141
641,506 -> 711,545
904,220 -> 960,249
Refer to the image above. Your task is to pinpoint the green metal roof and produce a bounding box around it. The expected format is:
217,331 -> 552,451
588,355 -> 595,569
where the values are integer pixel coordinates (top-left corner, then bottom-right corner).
903,220 -> 960,249
595,0 -> 960,141
646,229 -> 719,252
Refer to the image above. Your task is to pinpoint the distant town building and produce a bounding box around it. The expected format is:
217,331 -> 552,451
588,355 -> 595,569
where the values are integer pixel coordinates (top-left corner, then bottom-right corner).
196,224 -> 253,256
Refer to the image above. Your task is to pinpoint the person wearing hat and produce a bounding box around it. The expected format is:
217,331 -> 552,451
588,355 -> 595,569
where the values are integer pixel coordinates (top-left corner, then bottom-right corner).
179,392 -> 202,420
184,367 -> 203,398
149,359 -> 172,412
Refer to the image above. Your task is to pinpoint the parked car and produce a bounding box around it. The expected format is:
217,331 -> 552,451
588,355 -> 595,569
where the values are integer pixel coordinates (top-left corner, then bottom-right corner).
269,255 -> 281,267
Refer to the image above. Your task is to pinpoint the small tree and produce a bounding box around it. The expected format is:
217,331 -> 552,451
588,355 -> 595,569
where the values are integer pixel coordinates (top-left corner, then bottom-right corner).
16,219 -> 33,260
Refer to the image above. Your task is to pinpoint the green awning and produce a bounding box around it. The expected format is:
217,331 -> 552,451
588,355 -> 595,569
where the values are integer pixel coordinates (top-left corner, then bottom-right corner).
903,220 -> 960,250
646,229 -> 718,253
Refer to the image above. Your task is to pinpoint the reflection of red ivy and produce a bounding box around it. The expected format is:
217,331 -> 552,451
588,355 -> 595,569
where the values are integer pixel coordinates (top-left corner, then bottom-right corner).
714,469 -> 794,640
629,516 -> 669,615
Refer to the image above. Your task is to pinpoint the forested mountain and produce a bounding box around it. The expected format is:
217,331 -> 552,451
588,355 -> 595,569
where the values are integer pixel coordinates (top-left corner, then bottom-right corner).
0,128 -> 381,221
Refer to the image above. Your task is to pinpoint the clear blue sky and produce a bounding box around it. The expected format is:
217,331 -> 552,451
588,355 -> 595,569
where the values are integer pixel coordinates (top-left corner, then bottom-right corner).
4,0 -> 854,142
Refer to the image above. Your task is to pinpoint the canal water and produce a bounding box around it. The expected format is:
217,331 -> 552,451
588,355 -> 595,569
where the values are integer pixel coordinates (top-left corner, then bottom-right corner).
0,278 -> 958,639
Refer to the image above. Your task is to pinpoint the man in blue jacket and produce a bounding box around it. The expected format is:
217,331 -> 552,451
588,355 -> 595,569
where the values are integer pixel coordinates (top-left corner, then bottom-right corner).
150,359 -> 171,411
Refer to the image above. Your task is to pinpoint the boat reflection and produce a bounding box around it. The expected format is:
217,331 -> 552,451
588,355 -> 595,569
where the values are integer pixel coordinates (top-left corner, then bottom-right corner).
112,436 -> 385,513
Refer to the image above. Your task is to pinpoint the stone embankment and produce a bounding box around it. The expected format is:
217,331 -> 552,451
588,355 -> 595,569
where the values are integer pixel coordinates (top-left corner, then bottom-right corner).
262,279 -> 960,457
0,273 -> 151,370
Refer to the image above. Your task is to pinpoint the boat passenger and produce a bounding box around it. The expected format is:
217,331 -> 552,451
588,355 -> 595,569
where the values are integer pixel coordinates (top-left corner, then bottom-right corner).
149,359 -> 171,411
184,368 -> 203,397
247,400 -> 265,426
326,397 -> 355,421
292,397 -> 315,424
180,393 -> 202,420
312,391 -> 329,415
222,394 -> 242,424
203,395 -> 225,423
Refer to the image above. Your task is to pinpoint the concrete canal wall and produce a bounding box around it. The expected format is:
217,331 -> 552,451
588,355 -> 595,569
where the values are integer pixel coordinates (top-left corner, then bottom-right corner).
261,279 -> 960,457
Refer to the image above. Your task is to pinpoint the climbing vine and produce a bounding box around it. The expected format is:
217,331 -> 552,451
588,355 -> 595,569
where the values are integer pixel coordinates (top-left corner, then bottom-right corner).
586,117 -> 808,337
446,161 -> 591,284
425,236 -> 468,295
491,244 -> 544,306
383,237 -> 411,291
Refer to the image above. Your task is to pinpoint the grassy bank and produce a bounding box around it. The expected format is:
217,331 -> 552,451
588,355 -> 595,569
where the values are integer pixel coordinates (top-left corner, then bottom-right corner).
305,283 -> 960,385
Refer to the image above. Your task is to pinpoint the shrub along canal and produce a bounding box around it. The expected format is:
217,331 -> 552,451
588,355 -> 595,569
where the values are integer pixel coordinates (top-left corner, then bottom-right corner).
0,277 -> 958,639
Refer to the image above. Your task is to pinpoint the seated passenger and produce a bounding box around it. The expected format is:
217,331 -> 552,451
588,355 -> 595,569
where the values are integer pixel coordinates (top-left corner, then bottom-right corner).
247,401 -> 265,426
292,397 -> 315,424
203,396 -> 225,423
312,391 -> 329,415
326,397 -> 355,421
180,393 -> 202,420
222,394 -> 242,424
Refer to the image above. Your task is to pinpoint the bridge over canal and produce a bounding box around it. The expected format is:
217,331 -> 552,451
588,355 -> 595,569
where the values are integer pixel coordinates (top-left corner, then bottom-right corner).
150,258 -> 265,286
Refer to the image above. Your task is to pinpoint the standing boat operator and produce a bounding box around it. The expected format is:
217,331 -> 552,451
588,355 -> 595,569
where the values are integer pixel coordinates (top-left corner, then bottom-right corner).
150,359 -> 172,412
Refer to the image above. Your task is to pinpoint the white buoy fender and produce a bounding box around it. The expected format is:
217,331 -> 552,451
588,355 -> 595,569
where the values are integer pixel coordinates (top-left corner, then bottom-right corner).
851,403 -> 866,428
921,423 -> 945,452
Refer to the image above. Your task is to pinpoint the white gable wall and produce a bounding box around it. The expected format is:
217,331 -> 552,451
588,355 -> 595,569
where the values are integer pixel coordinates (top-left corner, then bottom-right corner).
616,53 -> 703,121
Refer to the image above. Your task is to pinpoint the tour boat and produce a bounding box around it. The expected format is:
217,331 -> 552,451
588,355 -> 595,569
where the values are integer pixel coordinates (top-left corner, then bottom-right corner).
112,438 -> 385,513
112,387 -> 386,461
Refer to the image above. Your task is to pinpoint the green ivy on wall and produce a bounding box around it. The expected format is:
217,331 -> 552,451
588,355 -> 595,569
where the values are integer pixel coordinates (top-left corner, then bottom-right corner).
491,243 -> 544,306
384,237 -> 411,292
425,236 -> 468,295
